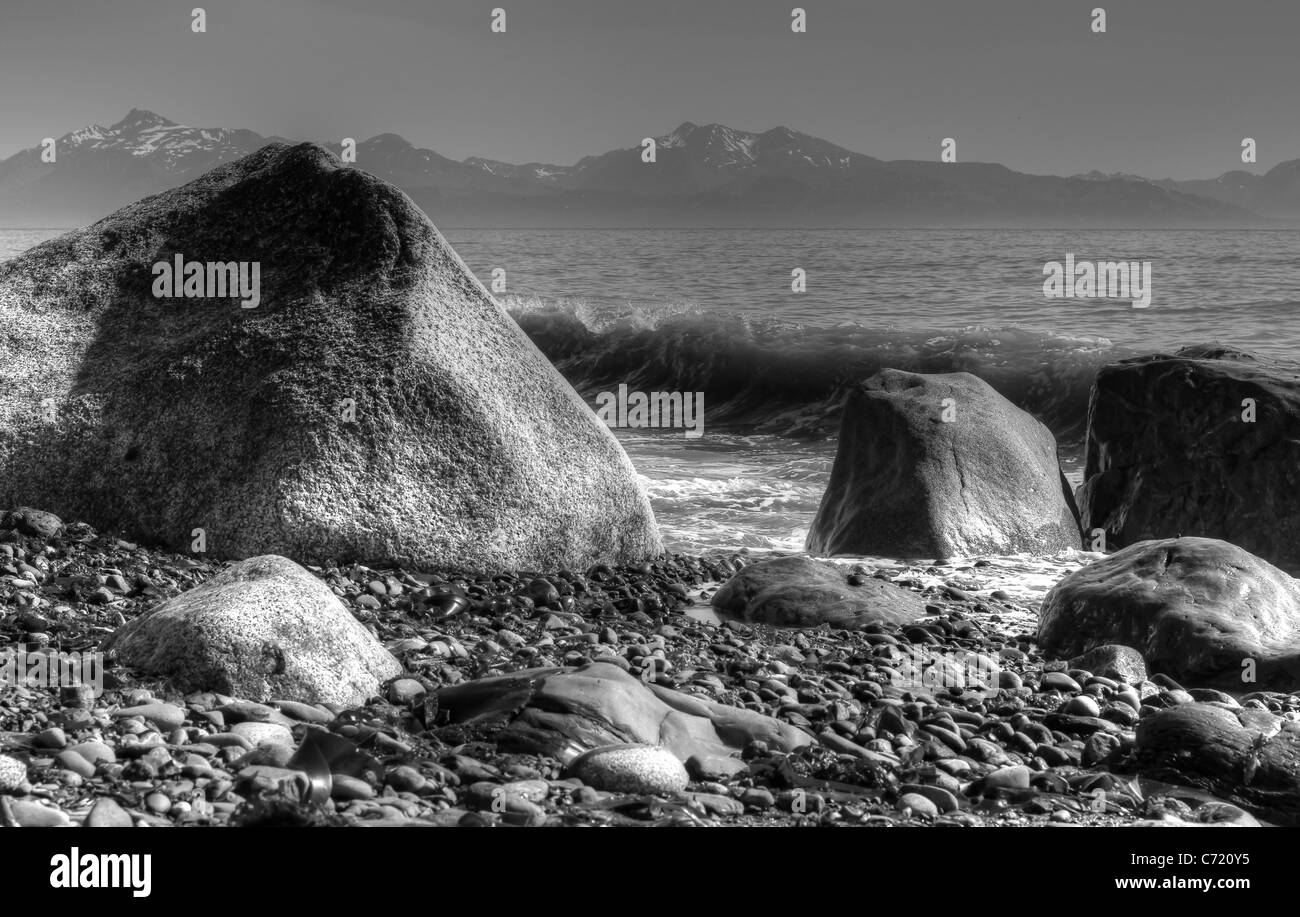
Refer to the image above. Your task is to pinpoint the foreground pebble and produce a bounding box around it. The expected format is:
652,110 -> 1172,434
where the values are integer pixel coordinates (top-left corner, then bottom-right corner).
568,744 -> 689,796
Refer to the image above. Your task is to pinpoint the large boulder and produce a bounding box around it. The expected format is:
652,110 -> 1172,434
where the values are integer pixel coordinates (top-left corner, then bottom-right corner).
1039,537 -> 1300,690
0,142 -> 660,570
806,370 -> 1079,559
1134,702 -> 1300,825
102,554 -> 401,705
433,661 -> 813,763
1079,345 -> 1300,573
711,554 -> 926,629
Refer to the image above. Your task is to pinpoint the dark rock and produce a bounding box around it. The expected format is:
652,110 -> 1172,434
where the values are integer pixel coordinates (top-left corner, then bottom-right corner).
1079,346 -> 1300,573
710,554 -> 927,629
434,660 -> 813,763
1040,537 -> 1300,690
5,507 -> 63,539
1134,702 -> 1300,824
0,142 -> 660,571
806,369 -> 1080,558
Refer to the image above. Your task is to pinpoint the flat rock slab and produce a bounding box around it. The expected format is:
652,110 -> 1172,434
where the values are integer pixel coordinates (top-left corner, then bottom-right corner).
1039,536 -> 1300,690
433,661 -> 813,764
711,554 -> 927,629
1079,345 -> 1300,574
1134,702 -> 1300,825
807,369 -> 1080,559
103,554 -> 401,705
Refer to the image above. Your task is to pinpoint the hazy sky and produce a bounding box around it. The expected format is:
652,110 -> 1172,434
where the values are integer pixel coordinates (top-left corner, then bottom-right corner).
0,0 -> 1296,178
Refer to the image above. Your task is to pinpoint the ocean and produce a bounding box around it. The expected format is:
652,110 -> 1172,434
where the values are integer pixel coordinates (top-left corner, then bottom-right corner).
4,226 -> 1298,563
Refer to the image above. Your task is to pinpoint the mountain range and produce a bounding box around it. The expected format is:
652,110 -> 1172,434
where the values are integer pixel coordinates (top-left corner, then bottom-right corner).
0,109 -> 1293,228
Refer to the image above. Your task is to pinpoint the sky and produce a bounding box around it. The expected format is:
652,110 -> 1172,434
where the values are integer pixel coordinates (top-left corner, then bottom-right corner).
0,0 -> 1296,178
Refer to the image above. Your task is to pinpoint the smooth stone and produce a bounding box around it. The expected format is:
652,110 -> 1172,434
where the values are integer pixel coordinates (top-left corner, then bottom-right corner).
568,743 -> 689,796
113,703 -> 186,732
981,765 -> 1032,791
387,678 -> 427,705
230,721 -> 295,748
1069,645 -> 1148,684
1063,695 -> 1101,717
85,797 -> 135,828
1041,672 -> 1082,693
331,774 -> 375,801
899,792 -> 940,819
68,741 -> 116,766
899,783 -> 960,813
54,750 -> 96,779
11,800 -> 71,826
33,727 -> 68,750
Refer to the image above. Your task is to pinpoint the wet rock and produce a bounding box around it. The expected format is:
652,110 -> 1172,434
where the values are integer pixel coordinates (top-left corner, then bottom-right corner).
1040,537 -> 1300,690
114,702 -> 186,732
1078,346 -> 1300,574
1134,702 -> 1300,824
807,369 -> 1080,558
103,555 -> 401,704
435,661 -> 813,763
711,554 -> 927,629
85,797 -> 134,828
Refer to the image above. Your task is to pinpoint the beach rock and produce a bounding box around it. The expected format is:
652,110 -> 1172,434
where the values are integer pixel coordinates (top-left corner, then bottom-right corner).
0,142 -> 660,571
85,797 -> 135,828
434,660 -> 813,763
710,554 -> 927,629
807,370 -> 1080,558
9,800 -> 70,827
1079,346 -> 1300,573
568,744 -> 689,796
1069,644 -> 1148,683
103,554 -> 401,705
4,507 -> 63,539
0,754 -> 27,793
1134,702 -> 1300,825
1039,537 -> 1300,690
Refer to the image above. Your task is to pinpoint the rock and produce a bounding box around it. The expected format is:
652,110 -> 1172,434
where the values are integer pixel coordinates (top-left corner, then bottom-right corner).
710,554 -> 927,629
568,744 -> 689,796
331,775 -> 375,801
806,370 -> 1080,558
979,765 -> 1032,792
387,678 -> 427,706
85,797 -> 134,828
1040,537 -> 1300,690
33,727 -> 67,750
0,142 -> 659,571
899,783 -> 960,813
434,661 -> 812,764
102,554 -> 401,704
68,741 -> 116,766
1134,702 -> 1300,825
686,753 -> 749,782
231,721 -> 295,748
113,702 -> 186,732
1078,346 -> 1300,574
1069,645 -> 1148,683
4,507 -> 63,539
10,800 -> 70,827
1063,696 -> 1101,717
0,754 -> 27,793
899,792 -> 940,819
54,750 -> 96,779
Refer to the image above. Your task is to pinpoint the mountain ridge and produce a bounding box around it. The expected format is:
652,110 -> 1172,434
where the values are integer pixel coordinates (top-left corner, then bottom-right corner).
0,109 -> 1286,227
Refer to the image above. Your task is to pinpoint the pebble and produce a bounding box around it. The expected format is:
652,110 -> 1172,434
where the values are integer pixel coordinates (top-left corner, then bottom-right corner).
69,741 -> 116,766
387,678 -> 428,705
33,727 -> 68,749
85,797 -> 135,828
10,799 -> 71,827
568,744 -> 689,796
980,765 -> 1031,791
899,793 -> 940,819
1041,672 -> 1082,693
114,703 -> 186,732
231,721 -> 295,748
1063,695 -> 1101,717
54,749 -> 97,779
332,775 -> 375,801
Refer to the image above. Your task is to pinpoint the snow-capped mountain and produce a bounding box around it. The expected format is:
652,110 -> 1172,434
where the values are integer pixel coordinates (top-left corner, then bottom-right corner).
0,109 -> 1272,227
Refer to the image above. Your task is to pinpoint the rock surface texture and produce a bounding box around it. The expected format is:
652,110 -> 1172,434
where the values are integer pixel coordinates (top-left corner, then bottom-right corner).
807,370 -> 1079,559
1079,345 -> 1300,574
0,142 -> 660,570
